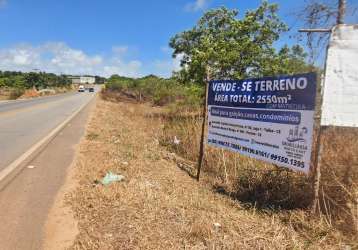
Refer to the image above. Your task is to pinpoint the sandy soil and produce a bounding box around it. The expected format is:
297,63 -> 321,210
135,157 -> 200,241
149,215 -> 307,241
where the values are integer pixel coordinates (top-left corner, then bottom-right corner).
43,158 -> 79,250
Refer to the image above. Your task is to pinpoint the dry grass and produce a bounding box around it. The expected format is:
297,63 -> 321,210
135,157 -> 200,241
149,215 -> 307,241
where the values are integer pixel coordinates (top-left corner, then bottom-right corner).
0,89 -> 12,100
161,114 -> 312,207
20,88 -> 41,98
160,109 -> 358,241
67,95 -> 356,249
318,127 -> 358,233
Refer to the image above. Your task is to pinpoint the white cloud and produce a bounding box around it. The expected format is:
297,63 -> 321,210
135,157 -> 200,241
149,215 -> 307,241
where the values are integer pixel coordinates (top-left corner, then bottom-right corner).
147,46 -> 183,78
152,54 -> 183,78
185,0 -> 209,12
45,42 -> 103,69
112,46 -> 128,55
0,42 -> 142,77
103,60 -> 142,77
0,42 -> 181,78
0,44 -> 42,69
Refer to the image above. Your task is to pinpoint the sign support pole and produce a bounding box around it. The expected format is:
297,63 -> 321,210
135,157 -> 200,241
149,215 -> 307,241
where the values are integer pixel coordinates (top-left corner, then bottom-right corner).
311,126 -> 327,214
298,27 -> 333,214
196,68 -> 210,181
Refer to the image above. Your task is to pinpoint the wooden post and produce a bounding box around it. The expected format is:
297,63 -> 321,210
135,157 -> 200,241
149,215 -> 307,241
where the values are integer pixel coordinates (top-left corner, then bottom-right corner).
196,68 -> 210,181
302,0 -> 346,214
298,27 -> 332,215
298,29 -> 331,33
311,126 -> 327,214
337,0 -> 346,25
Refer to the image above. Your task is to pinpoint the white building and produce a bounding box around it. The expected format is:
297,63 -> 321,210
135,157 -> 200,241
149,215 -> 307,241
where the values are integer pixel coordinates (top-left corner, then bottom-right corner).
70,76 -> 95,84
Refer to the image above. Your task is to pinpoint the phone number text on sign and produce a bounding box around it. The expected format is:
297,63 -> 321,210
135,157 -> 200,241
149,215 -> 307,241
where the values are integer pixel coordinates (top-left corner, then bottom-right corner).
207,73 -> 317,173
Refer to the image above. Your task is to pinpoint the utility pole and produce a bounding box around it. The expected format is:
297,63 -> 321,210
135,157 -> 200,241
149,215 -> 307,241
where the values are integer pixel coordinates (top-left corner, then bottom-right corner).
337,0 -> 346,25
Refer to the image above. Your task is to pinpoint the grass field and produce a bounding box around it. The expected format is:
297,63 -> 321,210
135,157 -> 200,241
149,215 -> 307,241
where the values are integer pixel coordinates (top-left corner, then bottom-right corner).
66,92 -> 357,249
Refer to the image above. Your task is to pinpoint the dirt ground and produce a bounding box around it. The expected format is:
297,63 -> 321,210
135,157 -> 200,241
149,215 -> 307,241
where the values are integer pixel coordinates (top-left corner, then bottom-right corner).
47,97 -> 350,249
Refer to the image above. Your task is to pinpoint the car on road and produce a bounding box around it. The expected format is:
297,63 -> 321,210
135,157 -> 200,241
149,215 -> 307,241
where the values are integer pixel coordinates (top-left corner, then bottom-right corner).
78,85 -> 85,92
89,87 -> 95,92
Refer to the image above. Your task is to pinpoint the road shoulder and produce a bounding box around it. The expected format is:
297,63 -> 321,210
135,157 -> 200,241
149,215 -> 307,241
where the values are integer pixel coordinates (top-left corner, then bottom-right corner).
43,98 -> 97,250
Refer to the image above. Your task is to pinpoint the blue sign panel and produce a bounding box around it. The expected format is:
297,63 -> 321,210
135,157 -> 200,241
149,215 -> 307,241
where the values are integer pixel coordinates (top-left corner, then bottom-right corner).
207,72 -> 317,173
208,72 -> 316,111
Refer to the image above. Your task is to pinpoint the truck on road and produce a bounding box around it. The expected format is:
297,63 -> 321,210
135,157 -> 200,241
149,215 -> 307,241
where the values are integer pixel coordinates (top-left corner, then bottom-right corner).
78,85 -> 85,92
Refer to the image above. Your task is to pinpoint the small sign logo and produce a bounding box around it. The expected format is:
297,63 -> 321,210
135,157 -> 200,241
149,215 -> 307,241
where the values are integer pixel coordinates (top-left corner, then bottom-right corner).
287,126 -> 308,143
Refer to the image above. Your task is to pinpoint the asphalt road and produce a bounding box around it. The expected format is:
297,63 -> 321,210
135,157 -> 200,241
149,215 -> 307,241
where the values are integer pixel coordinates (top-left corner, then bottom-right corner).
0,90 -> 96,171
0,97 -> 95,249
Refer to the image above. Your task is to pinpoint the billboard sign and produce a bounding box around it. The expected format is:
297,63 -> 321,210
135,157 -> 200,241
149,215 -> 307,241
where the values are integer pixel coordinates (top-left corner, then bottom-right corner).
207,73 -> 317,173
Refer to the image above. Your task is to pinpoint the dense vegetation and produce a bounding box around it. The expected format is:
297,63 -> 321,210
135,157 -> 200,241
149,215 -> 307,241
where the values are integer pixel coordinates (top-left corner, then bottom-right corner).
105,74 -> 203,109
0,71 -> 74,99
0,71 -> 72,89
0,71 -> 106,99
0,71 -> 106,89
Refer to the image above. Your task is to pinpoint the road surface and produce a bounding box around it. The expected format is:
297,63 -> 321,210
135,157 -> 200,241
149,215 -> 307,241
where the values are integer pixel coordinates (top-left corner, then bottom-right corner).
0,91 -> 95,170
0,90 -> 97,249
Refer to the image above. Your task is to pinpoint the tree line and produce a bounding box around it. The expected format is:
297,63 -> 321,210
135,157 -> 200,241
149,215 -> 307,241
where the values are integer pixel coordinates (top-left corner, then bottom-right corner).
0,71 -> 72,89
0,71 -> 106,90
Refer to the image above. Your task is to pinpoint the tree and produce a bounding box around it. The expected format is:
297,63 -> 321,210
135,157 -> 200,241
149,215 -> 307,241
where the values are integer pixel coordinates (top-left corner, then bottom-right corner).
170,1 -> 309,84
10,75 -> 26,89
95,75 -> 106,84
24,72 -> 45,89
265,45 -> 316,76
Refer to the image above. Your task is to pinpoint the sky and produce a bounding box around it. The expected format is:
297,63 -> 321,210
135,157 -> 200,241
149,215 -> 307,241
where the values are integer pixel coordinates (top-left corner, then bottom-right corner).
0,0 -> 357,78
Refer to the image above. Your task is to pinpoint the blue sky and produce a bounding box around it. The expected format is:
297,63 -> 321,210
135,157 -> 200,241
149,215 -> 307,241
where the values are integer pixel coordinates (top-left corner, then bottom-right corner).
0,0 -> 357,77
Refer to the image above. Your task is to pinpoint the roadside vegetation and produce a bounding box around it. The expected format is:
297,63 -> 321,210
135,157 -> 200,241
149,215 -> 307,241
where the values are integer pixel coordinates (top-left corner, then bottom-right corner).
98,1 -> 357,247
104,74 -> 203,110
0,71 -> 74,100
0,71 -> 105,100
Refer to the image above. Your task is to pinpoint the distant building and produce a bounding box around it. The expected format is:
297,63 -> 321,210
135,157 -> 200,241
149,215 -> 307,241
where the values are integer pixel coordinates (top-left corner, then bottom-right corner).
69,76 -> 95,84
